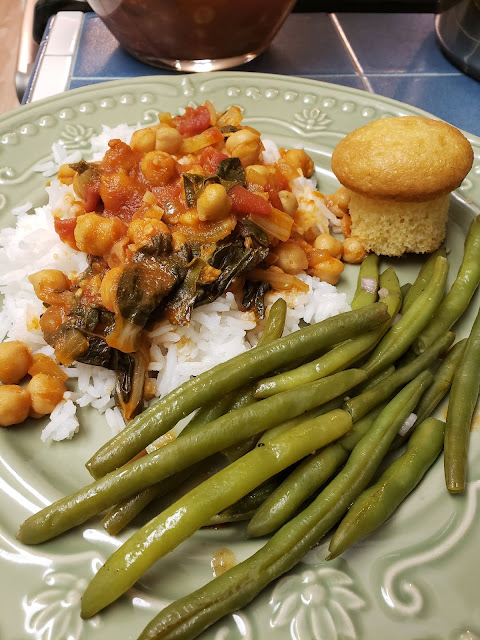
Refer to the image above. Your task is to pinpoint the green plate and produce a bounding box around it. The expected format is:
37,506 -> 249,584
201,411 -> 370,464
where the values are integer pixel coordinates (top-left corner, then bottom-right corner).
1,73 -> 479,640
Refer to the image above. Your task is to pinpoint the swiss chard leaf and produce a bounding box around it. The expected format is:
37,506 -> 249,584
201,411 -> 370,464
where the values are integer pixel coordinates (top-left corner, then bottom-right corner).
197,222 -> 270,306
182,158 -> 246,207
242,280 -> 271,318
183,173 -> 212,208
219,125 -> 240,135
166,258 -> 206,326
116,260 -> 179,328
216,157 -> 246,188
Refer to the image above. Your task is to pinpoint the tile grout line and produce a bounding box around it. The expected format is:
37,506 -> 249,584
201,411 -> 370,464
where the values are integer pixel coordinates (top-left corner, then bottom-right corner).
329,13 -> 374,93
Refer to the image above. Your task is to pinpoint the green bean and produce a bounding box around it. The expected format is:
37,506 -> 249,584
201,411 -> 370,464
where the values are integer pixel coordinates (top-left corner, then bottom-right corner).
351,364 -> 395,395
220,301 -> 288,459
135,371 -> 432,640
345,331 -> 455,422
402,248 -> 446,314
18,369 -> 367,545
255,268 -> 401,398
389,338 -> 466,453
259,397 -> 344,444
86,302 -> 388,479
247,404 -> 385,538
101,468 -> 194,536
444,306 -> 480,492
400,282 -> 412,300
103,390 -> 240,536
412,338 -> 467,425
80,409 -> 353,618
415,217 -> 480,353
362,255 -> 449,376
205,479 -> 280,526
327,417 -> 445,559
350,253 -> 380,309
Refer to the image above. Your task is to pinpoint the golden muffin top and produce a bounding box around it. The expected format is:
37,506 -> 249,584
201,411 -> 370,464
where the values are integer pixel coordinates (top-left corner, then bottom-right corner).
331,116 -> 474,202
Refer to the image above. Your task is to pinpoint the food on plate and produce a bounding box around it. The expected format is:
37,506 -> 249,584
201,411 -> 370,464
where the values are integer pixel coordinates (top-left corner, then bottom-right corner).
5,104 -> 480,640
0,102 -> 361,439
331,116 -> 474,256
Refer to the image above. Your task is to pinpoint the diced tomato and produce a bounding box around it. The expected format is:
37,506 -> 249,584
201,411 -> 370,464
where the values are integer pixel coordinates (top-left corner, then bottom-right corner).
84,183 -> 100,212
54,218 -> 78,250
229,185 -> 272,217
200,146 -> 228,174
265,182 -> 283,211
174,106 -> 212,137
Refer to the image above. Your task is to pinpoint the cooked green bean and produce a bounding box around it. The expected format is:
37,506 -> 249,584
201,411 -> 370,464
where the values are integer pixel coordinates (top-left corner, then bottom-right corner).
205,479 -> 280,526
18,369 -> 367,545
389,338 -> 466,453
346,331 -> 454,422
415,217 -> 480,353
400,282 -> 412,300
327,417 -> 445,559
402,248 -> 446,314
103,390 -> 241,536
413,338 -> 466,424
259,397 -> 344,444
220,301 -> 287,459
101,468 -> 194,536
444,306 -> 480,492
136,371 -> 432,640
247,404 -> 385,538
362,255 -> 449,376
255,268 -> 401,398
80,409 -> 353,618
351,364 -> 395,395
86,302 -> 388,479
350,253 -> 380,309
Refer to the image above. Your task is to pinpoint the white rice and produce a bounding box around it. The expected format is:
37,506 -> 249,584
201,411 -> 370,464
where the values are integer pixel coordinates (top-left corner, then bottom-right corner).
0,123 -> 349,443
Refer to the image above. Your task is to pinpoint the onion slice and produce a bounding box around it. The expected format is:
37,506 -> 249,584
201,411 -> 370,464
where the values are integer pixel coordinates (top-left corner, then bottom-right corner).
398,412 -> 417,437
361,277 -> 377,293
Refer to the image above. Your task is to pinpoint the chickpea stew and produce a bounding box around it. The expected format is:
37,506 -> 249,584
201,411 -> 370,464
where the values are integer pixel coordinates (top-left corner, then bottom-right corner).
5,102 -> 364,425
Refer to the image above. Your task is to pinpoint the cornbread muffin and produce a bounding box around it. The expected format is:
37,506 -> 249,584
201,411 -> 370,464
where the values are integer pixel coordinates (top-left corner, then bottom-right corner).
331,116 -> 474,256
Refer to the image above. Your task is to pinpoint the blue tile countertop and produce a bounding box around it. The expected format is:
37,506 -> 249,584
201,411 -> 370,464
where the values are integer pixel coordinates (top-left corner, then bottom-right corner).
26,11 -> 479,136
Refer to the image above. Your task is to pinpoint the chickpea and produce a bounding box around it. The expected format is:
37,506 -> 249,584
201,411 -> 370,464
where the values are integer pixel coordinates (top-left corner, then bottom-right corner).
343,236 -> 367,264
107,237 -> 131,269
130,127 -> 156,153
57,163 -> 76,185
140,151 -> 176,185
74,213 -> 128,257
155,125 -> 183,154
28,353 -> 67,382
225,128 -> 262,167
311,255 -> 344,286
272,242 -> 309,275
283,148 -> 314,177
0,341 -> 33,384
0,385 -> 31,426
326,186 -> 351,216
278,190 -> 298,217
313,233 -> 343,259
197,183 -> 232,222
28,269 -> 70,303
100,266 -> 123,313
27,373 -> 66,417
127,218 -> 170,246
